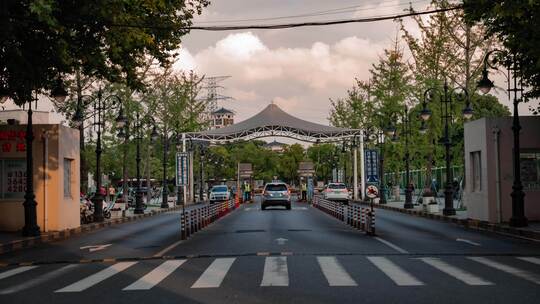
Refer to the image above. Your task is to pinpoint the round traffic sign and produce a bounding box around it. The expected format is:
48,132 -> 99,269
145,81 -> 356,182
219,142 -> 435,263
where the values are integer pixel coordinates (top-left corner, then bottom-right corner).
366,185 -> 379,199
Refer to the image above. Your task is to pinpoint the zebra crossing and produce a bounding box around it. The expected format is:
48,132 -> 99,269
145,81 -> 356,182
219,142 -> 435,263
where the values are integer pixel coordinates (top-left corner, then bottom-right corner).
0,255 -> 539,294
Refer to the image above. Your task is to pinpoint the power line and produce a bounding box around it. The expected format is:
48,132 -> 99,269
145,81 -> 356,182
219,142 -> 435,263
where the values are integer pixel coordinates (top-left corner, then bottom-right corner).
188,6 -> 462,31
193,0 -> 431,24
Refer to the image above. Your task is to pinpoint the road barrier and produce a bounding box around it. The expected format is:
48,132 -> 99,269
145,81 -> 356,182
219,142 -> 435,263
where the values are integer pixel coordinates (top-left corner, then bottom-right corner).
312,196 -> 376,235
181,200 -> 237,240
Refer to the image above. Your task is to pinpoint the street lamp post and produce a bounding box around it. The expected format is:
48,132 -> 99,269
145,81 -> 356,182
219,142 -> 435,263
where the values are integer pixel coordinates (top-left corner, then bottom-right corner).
420,80 -> 473,216
386,107 -> 414,209
477,50 -> 528,227
161,133 -> 169,209
74,88 -> 125,222
131,110 -> 159,214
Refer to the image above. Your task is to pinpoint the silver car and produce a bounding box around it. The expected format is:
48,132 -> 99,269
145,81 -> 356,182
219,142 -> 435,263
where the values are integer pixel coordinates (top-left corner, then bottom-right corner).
209,185 -> 230,203
262,182 -> 291,210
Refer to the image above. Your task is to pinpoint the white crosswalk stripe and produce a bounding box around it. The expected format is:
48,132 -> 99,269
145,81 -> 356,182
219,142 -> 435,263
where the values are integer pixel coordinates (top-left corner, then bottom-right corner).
0,266 -> 37,281
516,257 -> 540,266
124,260 -> 186,291
367,256 -> 424,286
261,256 -> 289,286
317,256 -> 357,286
192,258 -> 236,288
0,265 -> 78,295
468,257 -> 540,285
2,256 -> 540,293
56,262 -> 137,293
419,257 -> 493,285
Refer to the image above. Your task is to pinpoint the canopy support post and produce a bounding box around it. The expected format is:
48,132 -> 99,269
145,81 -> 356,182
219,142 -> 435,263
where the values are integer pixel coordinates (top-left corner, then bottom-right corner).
353,141 -> 358,201
360,135 -> 365,201
182,133 -> 187,205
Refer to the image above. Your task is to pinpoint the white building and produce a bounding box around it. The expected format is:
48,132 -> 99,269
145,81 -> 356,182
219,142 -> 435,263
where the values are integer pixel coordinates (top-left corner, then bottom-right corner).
209,108 -> 234,129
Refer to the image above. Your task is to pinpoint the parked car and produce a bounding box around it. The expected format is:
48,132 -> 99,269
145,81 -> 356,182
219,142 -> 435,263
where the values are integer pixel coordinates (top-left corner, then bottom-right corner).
262,182 -> 291,210
323,183 -> 350,202
209,185 -> 230,203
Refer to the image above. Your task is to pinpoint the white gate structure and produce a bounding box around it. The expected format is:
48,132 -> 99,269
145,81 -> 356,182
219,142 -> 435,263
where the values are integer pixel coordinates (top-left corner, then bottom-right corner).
180,103 -> 366,203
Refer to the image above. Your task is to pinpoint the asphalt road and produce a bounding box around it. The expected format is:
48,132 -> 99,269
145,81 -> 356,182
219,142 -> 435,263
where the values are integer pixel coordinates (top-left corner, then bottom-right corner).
1,197 -> 540,304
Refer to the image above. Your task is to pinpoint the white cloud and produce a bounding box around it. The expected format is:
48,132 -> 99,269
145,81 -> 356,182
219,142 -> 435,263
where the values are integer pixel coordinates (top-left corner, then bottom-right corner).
174,32 -> 387,123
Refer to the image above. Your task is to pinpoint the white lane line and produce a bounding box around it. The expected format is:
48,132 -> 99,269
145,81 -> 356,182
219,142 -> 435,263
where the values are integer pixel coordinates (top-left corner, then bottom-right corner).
192,258 -> 236,288
0,264 -> 78,294
123,260 -> 185,291
456,238 -> 481,246
56,262 -> 137,292
0,266 -> 37,281
517,257 -> 540,266
374,237 -> 409,254
367,256 -> 424,286
261,256 -> 289,287
317,256 -> 357,286
419,257 -> 493,285
154,240 -> 184,257
468,257 -> 540,285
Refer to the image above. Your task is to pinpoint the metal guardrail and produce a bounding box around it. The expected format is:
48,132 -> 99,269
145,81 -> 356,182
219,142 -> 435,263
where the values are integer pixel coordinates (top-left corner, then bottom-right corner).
312,196 -> 375,235
180,200 -> 237,240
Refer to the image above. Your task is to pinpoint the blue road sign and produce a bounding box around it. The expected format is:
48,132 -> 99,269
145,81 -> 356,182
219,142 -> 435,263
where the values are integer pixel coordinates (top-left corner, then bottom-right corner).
176,152 -> 189,186
364,149 -> 379,183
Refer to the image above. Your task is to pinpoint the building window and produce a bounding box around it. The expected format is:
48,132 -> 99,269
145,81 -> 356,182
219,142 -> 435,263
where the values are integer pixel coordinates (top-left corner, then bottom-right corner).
471,151 -> 481,192
64,158 -> 73,197
521,151 -> 540,191
0,159 -> 26,199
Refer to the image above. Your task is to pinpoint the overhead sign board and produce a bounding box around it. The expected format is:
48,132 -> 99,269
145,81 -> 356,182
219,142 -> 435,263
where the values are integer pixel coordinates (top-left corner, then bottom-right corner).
364,149 -> 379,183
176,152 -> 189,186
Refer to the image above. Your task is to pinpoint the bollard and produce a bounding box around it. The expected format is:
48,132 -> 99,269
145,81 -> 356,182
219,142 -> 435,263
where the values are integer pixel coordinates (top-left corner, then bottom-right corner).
181,211 -> 187,240
361,208 -> 366,231
370,209 -> 376,235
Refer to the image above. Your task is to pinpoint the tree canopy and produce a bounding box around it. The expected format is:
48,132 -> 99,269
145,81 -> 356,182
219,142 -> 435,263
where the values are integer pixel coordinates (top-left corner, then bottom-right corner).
463,0 -> 540,104
0,0 -> 209,104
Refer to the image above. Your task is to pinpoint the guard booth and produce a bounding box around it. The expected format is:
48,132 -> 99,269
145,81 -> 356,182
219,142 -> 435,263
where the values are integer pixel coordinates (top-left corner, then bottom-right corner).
298,161 -> 315,202
237,163 -> 253,203
0,115 -> 80,232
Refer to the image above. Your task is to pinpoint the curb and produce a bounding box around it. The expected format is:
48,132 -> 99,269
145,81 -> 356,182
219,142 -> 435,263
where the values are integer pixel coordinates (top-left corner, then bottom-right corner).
354,201 -> 540,242
0,205 -> 185,255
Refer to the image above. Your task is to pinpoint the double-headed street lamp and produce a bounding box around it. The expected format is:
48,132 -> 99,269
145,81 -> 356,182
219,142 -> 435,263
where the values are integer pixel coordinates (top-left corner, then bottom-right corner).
73,88 -> 126,222
419,79 -> 473,216
118,108 -> 159,214
477,49 -> 528,227
386,106 -> 416,209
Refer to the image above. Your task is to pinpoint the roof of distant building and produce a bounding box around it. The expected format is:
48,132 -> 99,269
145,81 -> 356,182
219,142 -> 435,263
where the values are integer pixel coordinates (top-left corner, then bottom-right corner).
212,107 -> 234,115
264,140 -> 287,148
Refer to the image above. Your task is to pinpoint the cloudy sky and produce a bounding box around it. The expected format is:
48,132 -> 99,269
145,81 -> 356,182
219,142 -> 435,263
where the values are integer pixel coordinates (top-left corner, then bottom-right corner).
174,0 -> 533,126
2,0 -> 533,126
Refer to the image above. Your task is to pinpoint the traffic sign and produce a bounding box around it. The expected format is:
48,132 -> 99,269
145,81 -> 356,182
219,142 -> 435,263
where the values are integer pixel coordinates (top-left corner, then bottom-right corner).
366,185 -> 379,199
176,152 -> 189,186
364,149 -> 379,183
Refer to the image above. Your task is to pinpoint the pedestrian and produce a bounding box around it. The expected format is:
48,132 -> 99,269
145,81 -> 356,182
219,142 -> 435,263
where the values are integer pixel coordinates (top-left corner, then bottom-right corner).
301,181 -> 307,201
108,184 -> 116,202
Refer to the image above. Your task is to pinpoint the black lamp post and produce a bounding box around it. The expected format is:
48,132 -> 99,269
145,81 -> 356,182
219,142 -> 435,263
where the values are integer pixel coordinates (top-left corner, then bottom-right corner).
387,106 -> 415,209
1,80 -> 68,236
74,88 -> 126,222
129,110 -> 158,214
161,132 -> 170,209
199,143 -> 206,202
420,80 -> 473,216
477,50 -> 527,227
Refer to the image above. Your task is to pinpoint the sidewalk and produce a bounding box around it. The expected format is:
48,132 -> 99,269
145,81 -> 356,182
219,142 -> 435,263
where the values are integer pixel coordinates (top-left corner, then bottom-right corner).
0,202 -> 189,255
357,198 -> 540,241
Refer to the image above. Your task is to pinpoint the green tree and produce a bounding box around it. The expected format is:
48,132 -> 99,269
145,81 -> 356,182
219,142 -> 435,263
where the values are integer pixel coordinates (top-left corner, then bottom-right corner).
0,0 -> 209,103
463,0 -> 540,106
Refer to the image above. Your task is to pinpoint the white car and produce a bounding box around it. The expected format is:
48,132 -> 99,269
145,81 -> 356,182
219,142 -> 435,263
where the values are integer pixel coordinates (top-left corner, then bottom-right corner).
323,183 -> 350,202
209,185 -> 230,203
